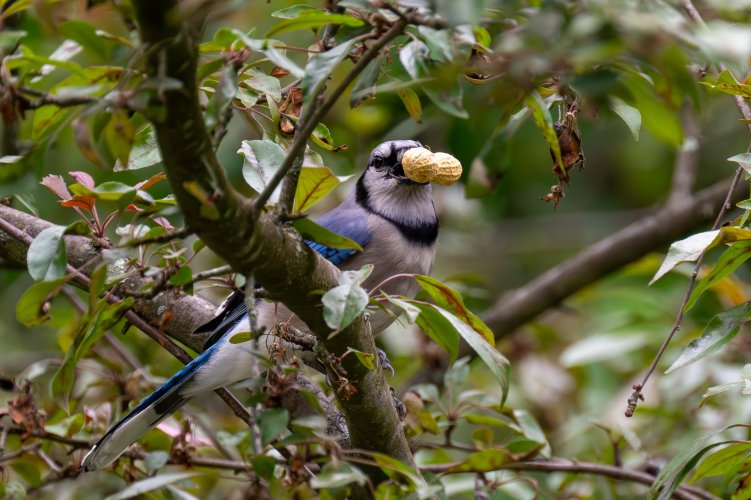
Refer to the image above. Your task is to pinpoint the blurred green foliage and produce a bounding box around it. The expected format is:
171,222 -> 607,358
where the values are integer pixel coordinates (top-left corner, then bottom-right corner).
1,0 -> 751,498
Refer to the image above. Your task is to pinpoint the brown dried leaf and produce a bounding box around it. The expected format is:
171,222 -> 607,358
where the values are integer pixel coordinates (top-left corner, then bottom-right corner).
271,66 -> 290,78
279,87 -> 302,135
550,110 -> 585,184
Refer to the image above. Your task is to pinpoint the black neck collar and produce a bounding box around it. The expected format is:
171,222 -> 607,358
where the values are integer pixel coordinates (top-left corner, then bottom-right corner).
356,176 -> 438,246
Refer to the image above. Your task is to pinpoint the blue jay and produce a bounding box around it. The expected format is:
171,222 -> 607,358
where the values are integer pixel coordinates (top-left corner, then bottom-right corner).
82,140 -> 438,470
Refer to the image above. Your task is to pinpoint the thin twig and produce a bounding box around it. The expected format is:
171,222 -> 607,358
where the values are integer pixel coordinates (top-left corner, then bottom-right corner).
252,17 -> 409,212
182,264 -> 234,286
17,86 -> 99,109
419,458 -> 717,500
122,226 -> 193,247
626,160 -> 746,416
0,215 -> 251,424
626,0 -> 751,416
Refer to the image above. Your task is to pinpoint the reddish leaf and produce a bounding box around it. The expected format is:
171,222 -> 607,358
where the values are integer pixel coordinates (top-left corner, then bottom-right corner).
271,66 -> 290,78
68,170 -> 95,189
59,195 -> 96,212
126,204 -> 144,212
135,172 -> 167,190
40,175 -> 72,200
153,216 -> 174,230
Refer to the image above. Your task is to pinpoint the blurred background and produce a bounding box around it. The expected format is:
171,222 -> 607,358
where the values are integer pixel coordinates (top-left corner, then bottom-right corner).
2,0 -> 751,497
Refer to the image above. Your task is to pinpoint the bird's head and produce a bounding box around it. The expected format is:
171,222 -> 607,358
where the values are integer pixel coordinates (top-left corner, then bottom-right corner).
360,140 -> 430,193
355,140 -> 435,226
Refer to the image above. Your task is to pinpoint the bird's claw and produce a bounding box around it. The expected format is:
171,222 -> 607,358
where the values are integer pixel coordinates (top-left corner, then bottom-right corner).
390,387 -> 407,420
378,348 -> 395,378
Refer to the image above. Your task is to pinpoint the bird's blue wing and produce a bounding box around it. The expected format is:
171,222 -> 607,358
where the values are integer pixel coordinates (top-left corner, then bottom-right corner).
306,207 -> 372,266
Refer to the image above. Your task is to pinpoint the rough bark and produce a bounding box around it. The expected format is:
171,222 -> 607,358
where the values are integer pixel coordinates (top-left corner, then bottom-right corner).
129,0 -> 416,473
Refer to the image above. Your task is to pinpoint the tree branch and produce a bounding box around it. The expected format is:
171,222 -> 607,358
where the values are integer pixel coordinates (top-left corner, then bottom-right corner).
118,0 -> 418,474
420,458 -> 718,500
0,205 -> 340,443
478,177 -> 746,349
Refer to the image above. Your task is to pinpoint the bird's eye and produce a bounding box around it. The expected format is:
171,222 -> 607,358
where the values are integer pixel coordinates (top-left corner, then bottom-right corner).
372,156 -> 384,169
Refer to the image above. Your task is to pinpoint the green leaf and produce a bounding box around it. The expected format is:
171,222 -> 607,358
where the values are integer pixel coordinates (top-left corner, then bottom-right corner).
244,68 -> 282,103
610,96 -> 641,141
0,30 -> 26,52
271,5 -> 319,19
70,181 -> 136,203
648,437 -> 732,500
27,225 -> 67,281
239,139 -> 286,204
229,331 -> 253,344
524,91 -> 563,176
105,472 -> 200,500
691,443 -> 751,483
397,300 -> 458,363
11,462 -> 40,487
206,63 -> 238,129
446,448 -> 513,473
350,53 -> 383,107
293,217 -> 363,251
311,461 -> 367,489
258,408 -> 289,445
728,152 -> 751,175
700,381 -> 746,406
621,71 -> 682,146
651,227 -> 751,284
251,456 -> 278,479
665,302 -> 751,374
370,452 -> 424,488
473,26 -> 491,48
513,409 -> 551,458
16,277 -> 68,326
686,241 -> 751,311
88,263 -> 107,311
58,20 -> 109,61
302,39 -> 355,108
114,124 -> 162,171
383,295 -> 420,323
701,69 -> 751,100
321,265 -> 373,332
435,305 -> 510,405
51,297 -> 134,409
294,166 -> 351,212
399,40 -> 467,118
415,275 -> 494,343
396,87 -> 422,123
266,13 -> 364,37
347,348 -> 375,370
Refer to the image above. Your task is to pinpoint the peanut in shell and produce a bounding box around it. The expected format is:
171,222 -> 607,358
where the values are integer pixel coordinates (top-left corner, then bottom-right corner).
401,147 -> 463,185
401,148 -> 436,183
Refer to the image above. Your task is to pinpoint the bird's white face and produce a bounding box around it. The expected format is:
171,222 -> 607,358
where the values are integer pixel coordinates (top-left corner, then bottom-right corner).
358,140 -> 435,228
363,140 -> 425,188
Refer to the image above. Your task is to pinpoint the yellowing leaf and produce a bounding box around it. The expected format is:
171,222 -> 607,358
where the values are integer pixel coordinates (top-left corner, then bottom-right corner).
294,167 -> 352,213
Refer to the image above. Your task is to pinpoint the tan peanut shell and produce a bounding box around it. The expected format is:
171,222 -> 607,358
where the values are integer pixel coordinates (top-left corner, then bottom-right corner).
430,152 -> 462,185
402,147 -> 463,185
402,148 -> 436,183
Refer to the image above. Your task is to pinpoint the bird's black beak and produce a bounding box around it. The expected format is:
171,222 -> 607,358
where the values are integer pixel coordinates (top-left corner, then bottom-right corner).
389,155 -> 428,185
